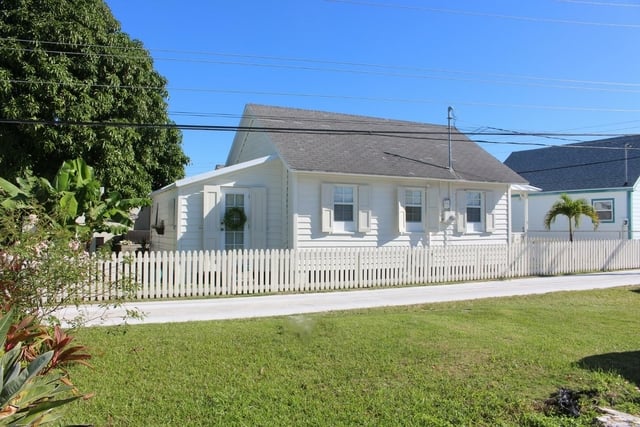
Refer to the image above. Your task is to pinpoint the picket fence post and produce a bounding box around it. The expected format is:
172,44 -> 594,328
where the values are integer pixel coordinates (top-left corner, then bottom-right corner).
87,239 -> 640,300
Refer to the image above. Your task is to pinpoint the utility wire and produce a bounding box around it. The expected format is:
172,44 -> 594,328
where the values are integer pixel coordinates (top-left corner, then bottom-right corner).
1,117 -> 638,144
10,46 -> 640,93
510,154 -> 640,174
5,78 -> 640,113
4,117 -> 640,174
326,0 -> 640,28
2,38 -> 640,90
556,0 -> 640,7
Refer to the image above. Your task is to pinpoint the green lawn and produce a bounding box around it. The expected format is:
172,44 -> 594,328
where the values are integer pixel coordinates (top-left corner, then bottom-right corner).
59,286 -> 640,426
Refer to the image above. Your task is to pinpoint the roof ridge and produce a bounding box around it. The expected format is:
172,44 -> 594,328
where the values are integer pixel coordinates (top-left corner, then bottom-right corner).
245,103 -> 451,130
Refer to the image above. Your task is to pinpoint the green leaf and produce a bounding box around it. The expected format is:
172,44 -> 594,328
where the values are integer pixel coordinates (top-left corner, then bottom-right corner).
0,178 -> 21,198
58,192 -> 79,220
0,351 -> 53,405
0,309 -> 15,348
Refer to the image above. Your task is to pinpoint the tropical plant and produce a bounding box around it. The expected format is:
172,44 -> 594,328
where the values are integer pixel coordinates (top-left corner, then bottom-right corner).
0,0 -> 189,199
543,193 -> 600,242
0,158 -> 149,244
0,310 -> 86,426
5,316 -> 92,375
0,161 -> 144,321
49,158 -> 150,240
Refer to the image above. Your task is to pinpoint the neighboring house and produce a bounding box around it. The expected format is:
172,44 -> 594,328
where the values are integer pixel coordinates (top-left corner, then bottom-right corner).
150,104 -> 529,251
504,135 -> 640,240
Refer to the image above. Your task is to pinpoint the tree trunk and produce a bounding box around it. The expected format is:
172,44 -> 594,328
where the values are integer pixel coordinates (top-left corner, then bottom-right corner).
569,221 -> 573,242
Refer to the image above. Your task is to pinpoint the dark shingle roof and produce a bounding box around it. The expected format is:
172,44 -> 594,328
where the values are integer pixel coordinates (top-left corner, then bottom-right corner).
244,104 -> 526,184
504,135 -> 640,191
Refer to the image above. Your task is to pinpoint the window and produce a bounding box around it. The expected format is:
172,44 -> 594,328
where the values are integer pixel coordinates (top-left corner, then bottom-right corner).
592,199 -> 614,222
224,193 -> 246,250
321,184 -> 370,234
399,188 -> 425,233
334,186 -> 354,222
405,190 -> 422,223
465,192 -> 484,232
455,191 -> 494,234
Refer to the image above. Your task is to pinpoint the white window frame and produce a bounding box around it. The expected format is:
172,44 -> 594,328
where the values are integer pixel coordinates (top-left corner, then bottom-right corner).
465,191 -> 484,233
398,187 -> 426,233
456,190 -> 495,234
321,184 -> 370,234
223,191 -> 249,251
333,185 -> 356,233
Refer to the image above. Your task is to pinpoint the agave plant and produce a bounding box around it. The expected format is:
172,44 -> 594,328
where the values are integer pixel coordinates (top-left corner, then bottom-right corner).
0,310 -> 83,426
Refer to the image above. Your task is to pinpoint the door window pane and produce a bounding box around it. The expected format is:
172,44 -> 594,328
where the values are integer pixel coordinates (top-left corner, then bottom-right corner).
225,193 -> 245,250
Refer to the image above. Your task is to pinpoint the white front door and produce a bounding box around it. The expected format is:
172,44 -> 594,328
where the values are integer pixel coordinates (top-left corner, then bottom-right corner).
222,190 -> 249,251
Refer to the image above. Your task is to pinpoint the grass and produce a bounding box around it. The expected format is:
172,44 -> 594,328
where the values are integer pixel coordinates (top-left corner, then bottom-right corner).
59,286 -> 640,426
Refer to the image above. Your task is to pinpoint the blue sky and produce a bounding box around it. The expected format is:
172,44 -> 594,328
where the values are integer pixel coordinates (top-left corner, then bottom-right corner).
106,0 -> 640,178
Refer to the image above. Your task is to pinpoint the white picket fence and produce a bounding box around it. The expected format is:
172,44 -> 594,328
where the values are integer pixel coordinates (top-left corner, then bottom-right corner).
83,239 -> 640,301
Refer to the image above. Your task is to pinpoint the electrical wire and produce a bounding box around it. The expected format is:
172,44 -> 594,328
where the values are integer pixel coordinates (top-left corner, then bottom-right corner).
2,38 -> 640,91
325,0 -> 640,28
508,154 -> 640,174
0,117 -> 637,142
6,78 -> 640,114
3,117 -> 640,175
556,0 -> 640,7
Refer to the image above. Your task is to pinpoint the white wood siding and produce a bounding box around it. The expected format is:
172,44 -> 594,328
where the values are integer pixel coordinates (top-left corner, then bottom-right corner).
174,159 -> 286,251
177,191 -> 204,250
229,128 -> 278,165
294,173 -> 511,248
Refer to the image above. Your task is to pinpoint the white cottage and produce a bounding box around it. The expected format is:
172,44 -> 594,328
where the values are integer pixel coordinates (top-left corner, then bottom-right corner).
150,104 -> 529,251
505,136 -> 640,240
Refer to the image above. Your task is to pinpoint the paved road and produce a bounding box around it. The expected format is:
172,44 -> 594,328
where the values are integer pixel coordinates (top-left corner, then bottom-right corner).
56,269 -> 640,327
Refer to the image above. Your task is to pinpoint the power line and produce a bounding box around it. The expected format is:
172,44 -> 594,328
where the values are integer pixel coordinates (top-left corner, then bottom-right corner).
556,0 -> 640,7
510,154 -> 640,174
4,117 -> 640,175
10,47 -> 640,94
6,78 -> 640,114
457,118 -> 640,148
0,117 -> 637,142
482,126 -> 583,142
325,0 -> 640,28
3,38 -> 640,92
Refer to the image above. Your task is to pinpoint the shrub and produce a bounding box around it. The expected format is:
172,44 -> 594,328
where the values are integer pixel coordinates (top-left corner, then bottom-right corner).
0,310 -> 90,425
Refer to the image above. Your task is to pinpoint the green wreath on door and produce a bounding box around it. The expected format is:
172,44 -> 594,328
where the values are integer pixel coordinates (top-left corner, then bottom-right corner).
223,207 -> 247,231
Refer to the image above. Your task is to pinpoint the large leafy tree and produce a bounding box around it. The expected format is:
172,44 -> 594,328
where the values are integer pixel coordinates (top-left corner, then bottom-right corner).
544,193 -> 600,242
0,0 -> 189,198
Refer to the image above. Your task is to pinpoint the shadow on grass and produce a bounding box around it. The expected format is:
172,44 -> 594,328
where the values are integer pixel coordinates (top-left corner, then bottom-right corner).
578,351 -> 640,386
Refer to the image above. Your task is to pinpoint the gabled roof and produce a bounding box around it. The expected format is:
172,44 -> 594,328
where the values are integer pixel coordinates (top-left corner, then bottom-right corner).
239,104 -> 527,184
151,155 -> 277,195
504,135 -> 640,192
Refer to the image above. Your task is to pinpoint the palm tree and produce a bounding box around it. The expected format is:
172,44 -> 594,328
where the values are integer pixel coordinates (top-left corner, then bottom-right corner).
544,193 -> 600,242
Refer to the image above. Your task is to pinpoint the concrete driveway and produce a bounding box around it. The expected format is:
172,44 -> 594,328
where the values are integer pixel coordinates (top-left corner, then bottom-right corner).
56,269 -> 640,327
